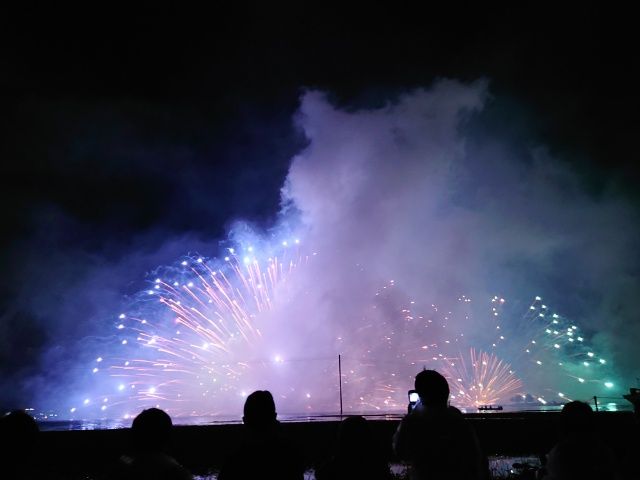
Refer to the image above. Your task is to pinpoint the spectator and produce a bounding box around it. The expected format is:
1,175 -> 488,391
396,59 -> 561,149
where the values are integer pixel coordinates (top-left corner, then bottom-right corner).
316,415 -> 392,480
393,369 -> 488,480
0,409 -> 41,479
621,388 -> 640,478
542,400 -> 619,480
623,387 -> 640,422
114,407 -> 192,480
218,390 -> 305,480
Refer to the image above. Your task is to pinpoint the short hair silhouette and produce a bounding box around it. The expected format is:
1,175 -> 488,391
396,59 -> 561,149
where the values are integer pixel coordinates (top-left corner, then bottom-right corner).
131,407 -> 173,452
337,415 -> 370,453
414,369 -> 449,407
0,409 -> 39,443
559,400 -> 594,435
243,390 -> 277,429
0,410 -> 40,476
220,390 -> 304,480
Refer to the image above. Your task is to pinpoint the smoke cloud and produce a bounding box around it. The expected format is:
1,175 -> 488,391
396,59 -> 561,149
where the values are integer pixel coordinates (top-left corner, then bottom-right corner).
274,79 -> 639,405
6,79 -> 639,417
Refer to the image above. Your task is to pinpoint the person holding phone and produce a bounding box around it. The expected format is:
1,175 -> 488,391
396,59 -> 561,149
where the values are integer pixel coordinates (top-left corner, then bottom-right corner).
393,369 -> 488,480
407,390 -> 420,413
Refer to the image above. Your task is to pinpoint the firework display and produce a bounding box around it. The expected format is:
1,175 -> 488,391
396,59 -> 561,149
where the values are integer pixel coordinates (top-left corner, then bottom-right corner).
488,295 -> 616,404
68,240 -> 618,420
442,349 -> 522,407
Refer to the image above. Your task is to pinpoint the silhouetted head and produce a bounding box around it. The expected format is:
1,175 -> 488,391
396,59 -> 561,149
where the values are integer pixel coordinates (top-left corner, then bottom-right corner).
0,410 -> 40,473
559,401 -> 594,436
414,369 -> 449,408
243,390 -> 277,430
337,415 -> 372,455
0,410 -> 39,451
131,408 -> 173,452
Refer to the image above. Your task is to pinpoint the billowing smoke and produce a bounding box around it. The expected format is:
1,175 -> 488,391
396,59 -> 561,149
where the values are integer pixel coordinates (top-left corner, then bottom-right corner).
274,79 -> 639,409
11,79 -> 640,418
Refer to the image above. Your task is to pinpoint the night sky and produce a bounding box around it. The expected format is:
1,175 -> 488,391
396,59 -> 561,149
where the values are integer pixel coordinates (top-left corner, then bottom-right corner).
1,5 -> 639,409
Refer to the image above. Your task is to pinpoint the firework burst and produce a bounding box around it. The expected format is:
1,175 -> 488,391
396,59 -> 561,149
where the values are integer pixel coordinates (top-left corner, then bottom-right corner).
488,296 -> 617,404
77,242 -> 310,417
442,349 -> 523,407
66,243 -> 619,419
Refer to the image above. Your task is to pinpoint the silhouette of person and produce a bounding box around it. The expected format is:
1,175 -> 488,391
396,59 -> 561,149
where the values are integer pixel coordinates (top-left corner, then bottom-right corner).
0,409 -> 41,479
541,400 -> 619,480
393,369 -> 488,480
218,390 -> 305,480
315,415 -> 392,480
621,388 -> 640,479
114,407 -> 192,480
624,387 -> 640,422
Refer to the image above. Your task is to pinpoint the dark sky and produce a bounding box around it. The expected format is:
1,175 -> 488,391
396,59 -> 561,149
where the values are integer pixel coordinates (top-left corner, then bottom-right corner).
1,5 -> 638,405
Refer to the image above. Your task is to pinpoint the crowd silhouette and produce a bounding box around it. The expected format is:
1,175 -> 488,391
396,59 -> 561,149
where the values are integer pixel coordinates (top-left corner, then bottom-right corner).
2,370 -> 638,479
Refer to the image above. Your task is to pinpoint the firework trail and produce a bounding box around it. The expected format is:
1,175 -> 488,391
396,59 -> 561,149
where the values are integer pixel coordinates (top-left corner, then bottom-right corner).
333,280 -> 468,412
339,286 -> 617,411
75,241 -> 317,418
68,241 -> 618,419
487,295 -> 617,404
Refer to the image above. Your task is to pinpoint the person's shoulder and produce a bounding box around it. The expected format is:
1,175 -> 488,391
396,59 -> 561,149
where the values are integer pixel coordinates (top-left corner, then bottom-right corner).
447,405 -> 464,417
444,406 -> 473,430
402,408 -> 426,423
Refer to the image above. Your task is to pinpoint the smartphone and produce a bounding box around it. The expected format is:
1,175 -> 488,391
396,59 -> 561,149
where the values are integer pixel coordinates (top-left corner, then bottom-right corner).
408,389 -> 419,410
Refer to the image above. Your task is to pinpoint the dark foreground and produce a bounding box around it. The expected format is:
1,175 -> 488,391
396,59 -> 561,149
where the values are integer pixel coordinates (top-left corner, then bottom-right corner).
35,411 -> 637,478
